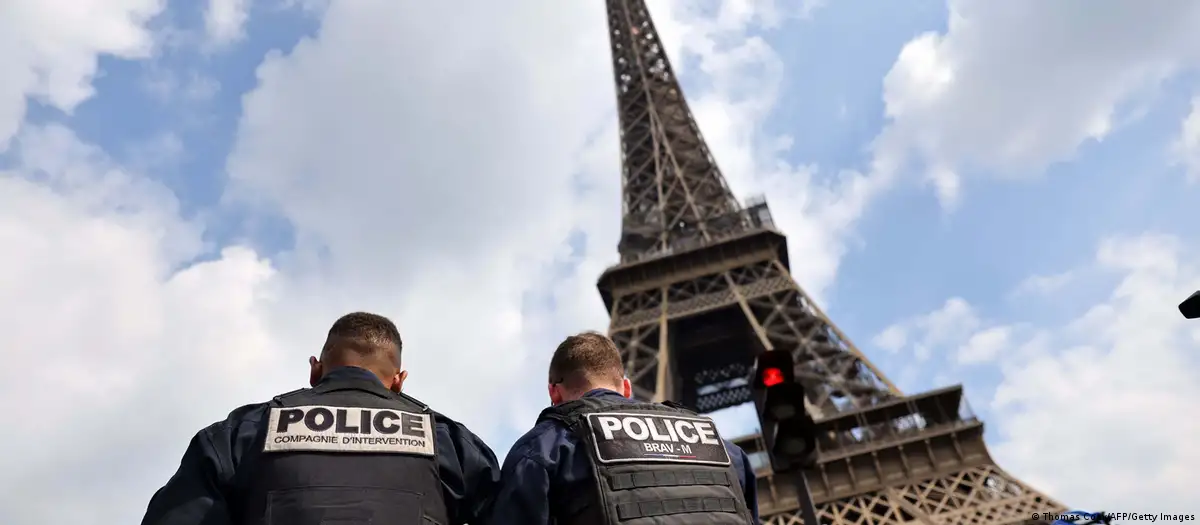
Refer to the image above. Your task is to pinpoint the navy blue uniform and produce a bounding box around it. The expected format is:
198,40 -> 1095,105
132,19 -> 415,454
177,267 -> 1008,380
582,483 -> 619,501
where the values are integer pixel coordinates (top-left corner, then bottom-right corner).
140,367 -> 501,525
486,389 -> 759,524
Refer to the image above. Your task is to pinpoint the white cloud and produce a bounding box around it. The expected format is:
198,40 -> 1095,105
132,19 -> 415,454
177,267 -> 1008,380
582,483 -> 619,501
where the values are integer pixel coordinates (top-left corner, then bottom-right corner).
994,233 -> 1200,513
222,0 -> 622,435
880,0 -> 1200,206
0,0 -> 165,150
0,124 -> 287,524
1173,94 -> 1200,181
204,0 -> 250,46
872,297 -> 984,362
872,324 -> 908,352
955,325 -> 1010,365
1011,270 -> 1076,297
878,234 -> 1200,512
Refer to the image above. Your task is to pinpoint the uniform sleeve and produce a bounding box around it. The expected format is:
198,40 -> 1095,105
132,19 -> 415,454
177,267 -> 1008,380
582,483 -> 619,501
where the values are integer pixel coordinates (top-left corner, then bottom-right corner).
435,418 -> 502,525
140,427 -> 233,525
737,447 -> 760,520
482,449 -> 553,525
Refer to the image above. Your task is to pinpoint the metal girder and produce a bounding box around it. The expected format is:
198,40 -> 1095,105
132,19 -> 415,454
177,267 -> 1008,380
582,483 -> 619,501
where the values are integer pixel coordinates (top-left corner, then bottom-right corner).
760,465 -> 1063,525
597,1 -> 1066,523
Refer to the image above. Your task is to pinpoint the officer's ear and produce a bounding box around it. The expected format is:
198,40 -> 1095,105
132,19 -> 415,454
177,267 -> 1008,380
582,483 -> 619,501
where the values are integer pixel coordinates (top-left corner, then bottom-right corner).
620,377 -> 632,398
548,383 -> 564,406
390,369 -> 408,393
308,356 -> 323,387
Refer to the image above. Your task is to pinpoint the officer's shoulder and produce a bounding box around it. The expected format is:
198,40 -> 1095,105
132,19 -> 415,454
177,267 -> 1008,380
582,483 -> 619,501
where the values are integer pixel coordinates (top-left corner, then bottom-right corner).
405,395 -> 490,449
720,437 -> 750,460
507,417 -> 572,462
429,408 -> 468,433
217,388 -> 286,422
211,387 -> 308,429
720,437 -> 745,450
398,392 -> 458,429
226,400 -> 270,421
184,398 -> 273,452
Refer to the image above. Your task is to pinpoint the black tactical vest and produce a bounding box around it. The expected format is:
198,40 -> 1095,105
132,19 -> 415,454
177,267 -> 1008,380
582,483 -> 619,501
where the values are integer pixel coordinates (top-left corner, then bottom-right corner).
538,396 -> 755,525
239,376 -> 449,525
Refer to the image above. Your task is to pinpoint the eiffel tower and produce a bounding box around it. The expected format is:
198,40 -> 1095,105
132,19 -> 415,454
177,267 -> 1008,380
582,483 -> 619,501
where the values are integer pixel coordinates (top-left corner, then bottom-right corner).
594,1 -> 1068,523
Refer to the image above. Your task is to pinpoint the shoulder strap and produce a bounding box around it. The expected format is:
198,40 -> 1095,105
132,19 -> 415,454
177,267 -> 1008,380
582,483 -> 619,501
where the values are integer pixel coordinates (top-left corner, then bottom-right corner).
536,396 -> 618,428
270,387 -> 309,405
537,399 -> 585,428
660,400 -> 698,414
394,390 -> 431,412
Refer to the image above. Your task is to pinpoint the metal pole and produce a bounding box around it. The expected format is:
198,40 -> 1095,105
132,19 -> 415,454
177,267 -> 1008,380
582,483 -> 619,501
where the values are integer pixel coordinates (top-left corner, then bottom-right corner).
795,470 -> 820,525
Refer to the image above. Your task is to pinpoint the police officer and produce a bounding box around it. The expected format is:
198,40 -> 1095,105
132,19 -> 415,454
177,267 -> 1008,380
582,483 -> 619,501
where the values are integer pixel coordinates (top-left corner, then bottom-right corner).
486,331 -> 759,525
140,312 -> 501,525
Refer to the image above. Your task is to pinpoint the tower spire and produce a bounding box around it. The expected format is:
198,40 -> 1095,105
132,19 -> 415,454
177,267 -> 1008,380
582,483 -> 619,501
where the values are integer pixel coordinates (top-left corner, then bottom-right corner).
607,0 -> 743,263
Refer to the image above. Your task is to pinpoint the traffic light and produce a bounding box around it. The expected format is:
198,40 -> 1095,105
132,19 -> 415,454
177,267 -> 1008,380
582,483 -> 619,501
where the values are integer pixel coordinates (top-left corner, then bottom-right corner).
1180,291 -> 1200,319
752,350 -> 818,471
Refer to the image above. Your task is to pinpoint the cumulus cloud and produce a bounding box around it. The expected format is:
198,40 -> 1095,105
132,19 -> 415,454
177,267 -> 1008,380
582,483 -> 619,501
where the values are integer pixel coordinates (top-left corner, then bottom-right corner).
994,234 -> 1200,512
872,324 -> 908,353
0,124 -> 287,525
223,1 -> 621,436
1010,270 -> 1076,298
204,0 -> 251,45
876,234 -> 1200,512
879,0 -> 1200,206
1173,94 -> 1200,181
0,0 -> 165,149
955,325 -> 1011,365
871,297 -> 988,363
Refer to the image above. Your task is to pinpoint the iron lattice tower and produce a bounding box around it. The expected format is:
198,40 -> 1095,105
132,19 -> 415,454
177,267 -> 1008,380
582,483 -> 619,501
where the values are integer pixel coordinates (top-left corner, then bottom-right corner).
595,1 -> 1067,523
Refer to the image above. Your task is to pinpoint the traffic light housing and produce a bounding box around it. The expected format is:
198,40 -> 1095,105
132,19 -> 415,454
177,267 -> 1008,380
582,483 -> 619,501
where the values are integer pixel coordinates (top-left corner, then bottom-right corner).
752,350 -> 818,471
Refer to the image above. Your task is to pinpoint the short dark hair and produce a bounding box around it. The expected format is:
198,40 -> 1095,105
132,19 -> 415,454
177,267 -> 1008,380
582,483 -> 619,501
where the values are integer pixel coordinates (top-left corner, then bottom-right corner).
548,331 -> 624,392
321,312 -> 403,369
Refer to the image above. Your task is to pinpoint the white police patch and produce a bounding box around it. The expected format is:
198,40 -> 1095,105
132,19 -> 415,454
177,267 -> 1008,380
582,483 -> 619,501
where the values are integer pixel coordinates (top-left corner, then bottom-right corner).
586,412 -> 731,466
263,405 -> 435,456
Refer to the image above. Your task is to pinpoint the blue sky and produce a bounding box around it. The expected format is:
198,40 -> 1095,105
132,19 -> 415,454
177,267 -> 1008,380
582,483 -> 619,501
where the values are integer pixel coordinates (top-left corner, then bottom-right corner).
2,0 -> 1198,523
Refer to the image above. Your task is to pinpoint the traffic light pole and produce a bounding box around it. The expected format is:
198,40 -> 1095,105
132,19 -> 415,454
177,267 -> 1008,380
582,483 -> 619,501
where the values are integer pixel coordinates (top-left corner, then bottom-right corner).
795,469 -> 821,525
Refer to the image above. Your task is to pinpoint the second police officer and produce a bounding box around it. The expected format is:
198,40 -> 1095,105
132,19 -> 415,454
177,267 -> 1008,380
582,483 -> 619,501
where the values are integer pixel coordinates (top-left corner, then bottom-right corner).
487,331 -> 759,524
139,312 -> 501,525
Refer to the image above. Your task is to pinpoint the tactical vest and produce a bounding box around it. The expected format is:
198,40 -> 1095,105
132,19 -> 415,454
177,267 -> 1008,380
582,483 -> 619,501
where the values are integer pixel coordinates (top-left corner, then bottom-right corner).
239,376 -> 449,525
539,396 -> 755,525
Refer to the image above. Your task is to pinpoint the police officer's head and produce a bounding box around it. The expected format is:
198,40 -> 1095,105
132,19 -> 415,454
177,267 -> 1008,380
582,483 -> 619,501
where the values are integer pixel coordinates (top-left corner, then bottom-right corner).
547,331 -> 632,405
309,312 -> 407,392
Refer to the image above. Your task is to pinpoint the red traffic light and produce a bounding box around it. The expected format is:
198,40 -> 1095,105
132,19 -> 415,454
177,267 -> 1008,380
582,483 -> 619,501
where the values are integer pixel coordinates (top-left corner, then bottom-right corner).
762,367 -> 785,387
753,350 -> 796,389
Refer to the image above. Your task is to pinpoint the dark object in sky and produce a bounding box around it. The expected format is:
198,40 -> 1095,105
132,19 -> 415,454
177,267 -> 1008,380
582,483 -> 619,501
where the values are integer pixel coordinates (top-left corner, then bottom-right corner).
1180,290 -> 1200,319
